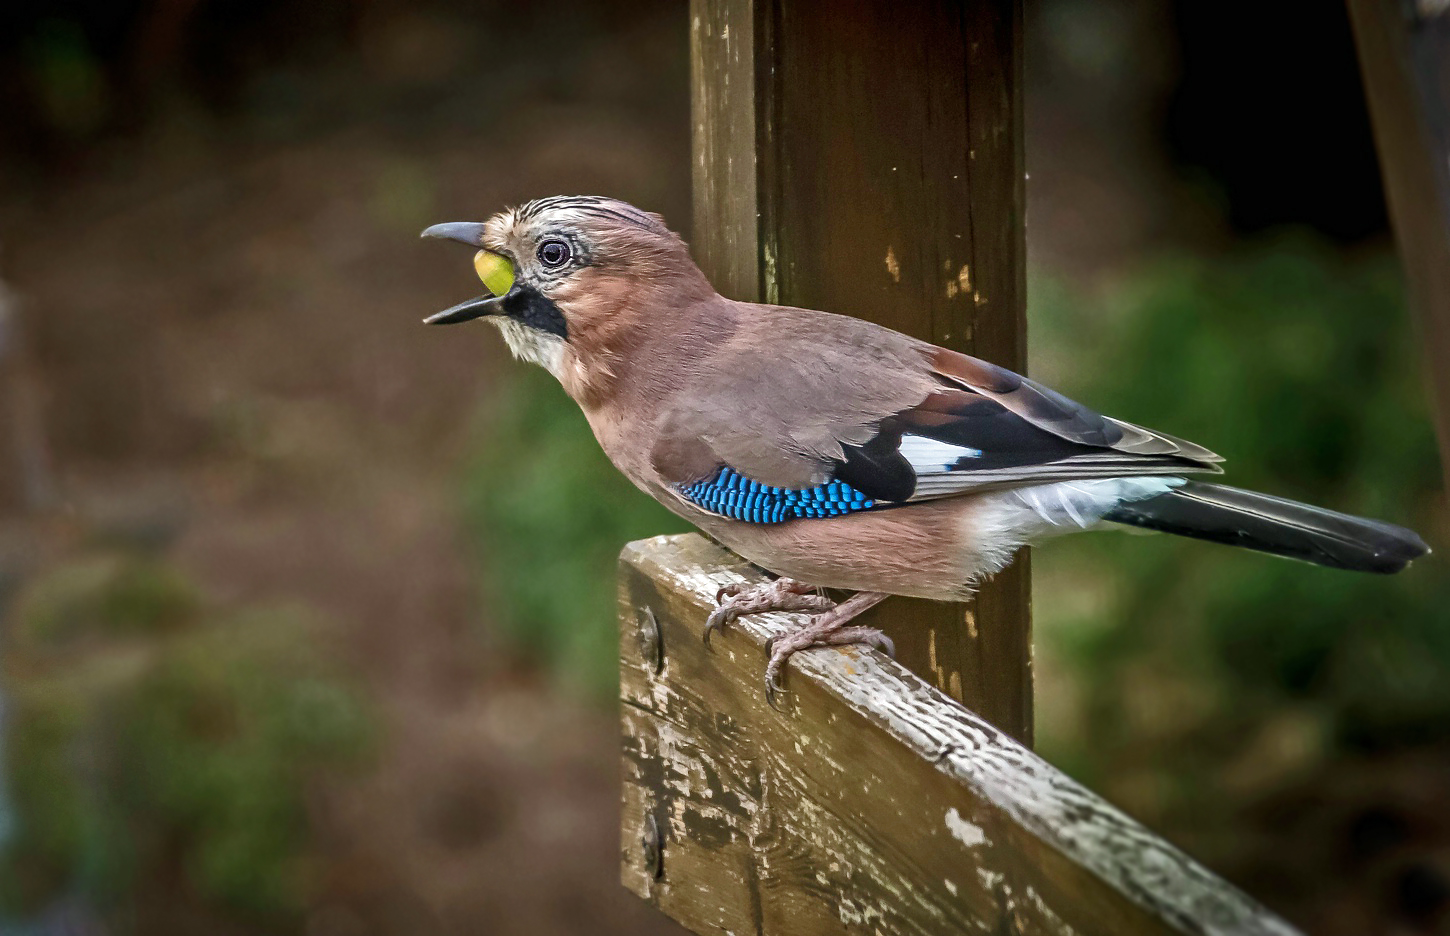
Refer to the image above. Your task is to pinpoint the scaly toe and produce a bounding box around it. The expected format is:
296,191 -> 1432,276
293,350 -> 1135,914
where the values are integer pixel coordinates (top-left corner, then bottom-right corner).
821,625 -> 896,659
704,582 -> 835,651
715,583 -> 746,604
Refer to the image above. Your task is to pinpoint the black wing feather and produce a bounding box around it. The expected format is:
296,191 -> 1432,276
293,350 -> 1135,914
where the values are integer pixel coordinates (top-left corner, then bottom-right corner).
835,388 -> 1221,504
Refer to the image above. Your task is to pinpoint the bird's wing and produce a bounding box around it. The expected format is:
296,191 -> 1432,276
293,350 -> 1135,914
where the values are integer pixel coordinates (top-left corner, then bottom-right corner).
648,307 -> 1222,522
647,308 -> 943,491
843,347 -> 1224,501
925,346 -> 1221,460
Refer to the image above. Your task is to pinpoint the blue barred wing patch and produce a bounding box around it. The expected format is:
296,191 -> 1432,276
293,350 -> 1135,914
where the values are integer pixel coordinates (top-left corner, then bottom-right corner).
677,468 -> 876,523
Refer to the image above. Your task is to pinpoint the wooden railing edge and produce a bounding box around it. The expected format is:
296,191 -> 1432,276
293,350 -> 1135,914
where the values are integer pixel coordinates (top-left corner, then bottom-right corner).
619,533 -> 1299,936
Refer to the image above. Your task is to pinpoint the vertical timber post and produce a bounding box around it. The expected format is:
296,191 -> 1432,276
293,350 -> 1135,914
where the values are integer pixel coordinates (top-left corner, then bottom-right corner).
690,0 -> 1032,743
1347,0 -> 1450,496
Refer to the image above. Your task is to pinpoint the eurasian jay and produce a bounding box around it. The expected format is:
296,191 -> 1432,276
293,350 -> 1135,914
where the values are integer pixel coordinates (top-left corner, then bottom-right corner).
422,196 -> 1430,699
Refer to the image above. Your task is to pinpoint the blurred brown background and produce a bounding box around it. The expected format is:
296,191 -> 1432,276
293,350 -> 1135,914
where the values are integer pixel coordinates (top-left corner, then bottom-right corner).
0,1 -> 1445,935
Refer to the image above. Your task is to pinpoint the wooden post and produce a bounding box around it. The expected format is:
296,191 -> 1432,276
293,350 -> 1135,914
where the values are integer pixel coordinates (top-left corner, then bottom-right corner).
619,534 -> 1300,936
690,0 -> 1032,744
1348,0 -> 1450,493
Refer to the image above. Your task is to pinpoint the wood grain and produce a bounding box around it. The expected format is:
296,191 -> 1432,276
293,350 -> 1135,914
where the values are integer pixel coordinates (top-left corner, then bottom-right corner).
1348,0 -> 1450,494
690,0 -> 1032,743
619,534 -> 1299,936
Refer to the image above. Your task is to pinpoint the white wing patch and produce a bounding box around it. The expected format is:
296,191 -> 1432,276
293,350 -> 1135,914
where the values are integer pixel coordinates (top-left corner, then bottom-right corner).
900,434 -> 989,499
898,434 -> 982,470
901,435 -> 1208,502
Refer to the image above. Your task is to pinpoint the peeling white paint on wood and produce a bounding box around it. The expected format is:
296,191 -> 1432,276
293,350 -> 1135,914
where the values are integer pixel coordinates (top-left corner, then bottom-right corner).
620,534 -> 1302,936
944,807 -> 988,848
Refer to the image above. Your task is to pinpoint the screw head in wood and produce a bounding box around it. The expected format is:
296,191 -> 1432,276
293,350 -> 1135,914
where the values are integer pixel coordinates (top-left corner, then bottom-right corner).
638,605 -> 663,673
641,812 -> 663,879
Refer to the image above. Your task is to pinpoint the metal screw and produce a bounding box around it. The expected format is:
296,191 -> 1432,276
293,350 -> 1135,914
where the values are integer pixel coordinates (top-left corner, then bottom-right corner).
638,606 -> 663,673
641,813 -> 663,879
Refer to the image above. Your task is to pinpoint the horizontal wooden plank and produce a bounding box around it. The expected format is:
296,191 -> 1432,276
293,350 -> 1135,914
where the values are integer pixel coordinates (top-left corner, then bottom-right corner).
619,534 -> 1299,936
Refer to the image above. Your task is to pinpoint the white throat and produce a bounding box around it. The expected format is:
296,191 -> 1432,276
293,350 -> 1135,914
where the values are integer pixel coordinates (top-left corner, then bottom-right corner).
489,317 -> 567,380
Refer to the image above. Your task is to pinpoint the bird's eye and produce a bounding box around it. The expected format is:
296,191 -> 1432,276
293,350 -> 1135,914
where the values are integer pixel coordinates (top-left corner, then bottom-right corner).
538,239 -> 571,268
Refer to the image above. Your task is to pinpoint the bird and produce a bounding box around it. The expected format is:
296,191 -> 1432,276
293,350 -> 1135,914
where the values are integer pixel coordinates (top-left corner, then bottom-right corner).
421,195 -> 1431,702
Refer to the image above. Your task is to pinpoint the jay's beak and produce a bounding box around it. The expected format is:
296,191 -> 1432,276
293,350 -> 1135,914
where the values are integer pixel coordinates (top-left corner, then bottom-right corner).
423,293 -> 504,325
420,221 -> 516,325
420,221 -> 487,247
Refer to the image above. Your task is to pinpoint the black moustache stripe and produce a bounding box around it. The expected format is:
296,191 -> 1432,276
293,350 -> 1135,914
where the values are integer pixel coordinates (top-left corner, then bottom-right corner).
501,286 -> 568,340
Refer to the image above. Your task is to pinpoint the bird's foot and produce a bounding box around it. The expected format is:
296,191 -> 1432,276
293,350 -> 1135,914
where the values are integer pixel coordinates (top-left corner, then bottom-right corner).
703,577 -> 835,648
760,591 -> 891,707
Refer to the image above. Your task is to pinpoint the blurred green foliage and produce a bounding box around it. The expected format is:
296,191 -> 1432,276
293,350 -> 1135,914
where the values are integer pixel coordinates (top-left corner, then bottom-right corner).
1031,236 -> 1447,846
11,556 -> 200,650
463,366 -> 688,698
1,553 -> 373,926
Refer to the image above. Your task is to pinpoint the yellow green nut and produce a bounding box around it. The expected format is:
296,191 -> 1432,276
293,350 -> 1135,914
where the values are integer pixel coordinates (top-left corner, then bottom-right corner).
474,250 -> 515,298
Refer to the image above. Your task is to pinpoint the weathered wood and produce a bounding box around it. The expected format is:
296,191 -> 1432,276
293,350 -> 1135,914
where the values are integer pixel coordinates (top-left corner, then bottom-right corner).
690,0 -> 1032,744
690,0 -> 764,306
1348,0 -> 1450,492
619,533 -> 1300,936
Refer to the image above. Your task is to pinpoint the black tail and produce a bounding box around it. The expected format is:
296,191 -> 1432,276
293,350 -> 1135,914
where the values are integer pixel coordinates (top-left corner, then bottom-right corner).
1103,481 -> 1430,574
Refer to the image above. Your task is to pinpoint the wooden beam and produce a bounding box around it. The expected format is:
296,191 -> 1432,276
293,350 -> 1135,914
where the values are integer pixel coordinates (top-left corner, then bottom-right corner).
1348,0 -> 1450,493
619,534 -> 1299,936
690,0 -> 1032,744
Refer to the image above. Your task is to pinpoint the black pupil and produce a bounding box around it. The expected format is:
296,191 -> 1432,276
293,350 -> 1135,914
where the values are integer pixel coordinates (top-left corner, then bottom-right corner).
541,241 -> 568,266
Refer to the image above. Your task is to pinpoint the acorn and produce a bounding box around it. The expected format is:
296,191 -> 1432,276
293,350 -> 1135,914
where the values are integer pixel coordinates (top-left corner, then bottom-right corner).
474,250 -> 515,297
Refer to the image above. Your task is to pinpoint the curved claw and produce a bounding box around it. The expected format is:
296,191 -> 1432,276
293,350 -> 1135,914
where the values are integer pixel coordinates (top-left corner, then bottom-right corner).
715,583 -> 745,604
876,633 -> 897,660
763,638 -> 790,710
702,606 -> 734,650
764,670 -> 785,710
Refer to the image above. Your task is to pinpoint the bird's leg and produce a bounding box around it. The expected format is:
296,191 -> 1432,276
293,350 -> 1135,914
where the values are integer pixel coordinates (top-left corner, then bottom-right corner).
703,577 -> 835,648
762,591 -> 891,705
